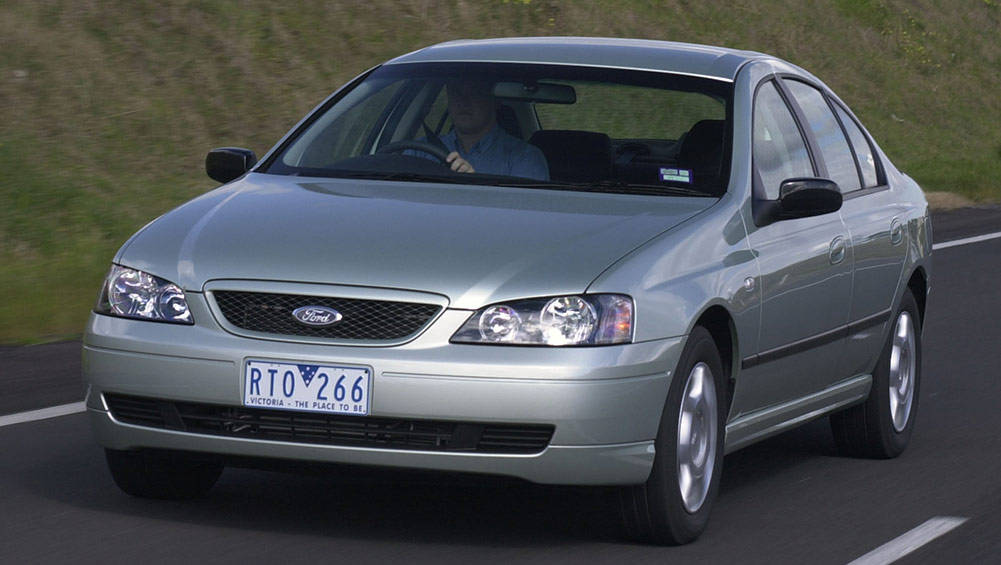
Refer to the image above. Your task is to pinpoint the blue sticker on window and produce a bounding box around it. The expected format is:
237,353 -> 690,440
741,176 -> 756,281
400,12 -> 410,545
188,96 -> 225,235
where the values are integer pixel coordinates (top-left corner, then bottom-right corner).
659,167 -> 693,184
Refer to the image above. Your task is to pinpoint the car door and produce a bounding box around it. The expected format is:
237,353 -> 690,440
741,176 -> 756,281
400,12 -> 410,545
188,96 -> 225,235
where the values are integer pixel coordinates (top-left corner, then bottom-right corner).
733,78 -> 853,417
781,79 -> 907,383
819,93 -> 908,377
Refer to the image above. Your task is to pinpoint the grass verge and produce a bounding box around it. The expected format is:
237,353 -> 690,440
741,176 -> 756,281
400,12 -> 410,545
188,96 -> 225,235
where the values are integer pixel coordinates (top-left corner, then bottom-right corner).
2,0 -> 999,342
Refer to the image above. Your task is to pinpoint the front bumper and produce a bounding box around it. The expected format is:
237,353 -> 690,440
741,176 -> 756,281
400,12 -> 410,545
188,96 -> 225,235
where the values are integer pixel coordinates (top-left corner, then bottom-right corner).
83,295 -> 684,485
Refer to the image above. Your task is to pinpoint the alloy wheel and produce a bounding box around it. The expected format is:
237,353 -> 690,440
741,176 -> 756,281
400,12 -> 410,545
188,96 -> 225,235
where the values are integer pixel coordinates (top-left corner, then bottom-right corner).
677,361 -> 718,513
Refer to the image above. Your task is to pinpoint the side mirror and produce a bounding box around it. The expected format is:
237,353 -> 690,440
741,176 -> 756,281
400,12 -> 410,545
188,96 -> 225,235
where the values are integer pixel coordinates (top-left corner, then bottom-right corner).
779,178 -> 843,216
206,147 -> 257,184
754,177 -> 842,226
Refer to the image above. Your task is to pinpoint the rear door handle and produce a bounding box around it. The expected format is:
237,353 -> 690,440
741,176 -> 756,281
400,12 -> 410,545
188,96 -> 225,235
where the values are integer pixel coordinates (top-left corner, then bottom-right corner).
829,236 -> 846,265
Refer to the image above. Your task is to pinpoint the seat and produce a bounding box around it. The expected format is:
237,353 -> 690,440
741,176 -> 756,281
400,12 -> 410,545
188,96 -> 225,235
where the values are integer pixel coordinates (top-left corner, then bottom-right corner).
678,119 -> 725,193
495,104 -> 523,139
528,130 -> 612,183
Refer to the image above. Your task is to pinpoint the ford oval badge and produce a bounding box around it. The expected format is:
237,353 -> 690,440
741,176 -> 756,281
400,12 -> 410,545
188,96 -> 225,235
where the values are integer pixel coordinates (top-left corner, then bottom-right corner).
292,306 -> 343,327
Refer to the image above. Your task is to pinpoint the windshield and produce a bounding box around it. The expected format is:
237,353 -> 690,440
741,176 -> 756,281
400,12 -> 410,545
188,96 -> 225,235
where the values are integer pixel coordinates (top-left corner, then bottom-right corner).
265,62 -> 732,197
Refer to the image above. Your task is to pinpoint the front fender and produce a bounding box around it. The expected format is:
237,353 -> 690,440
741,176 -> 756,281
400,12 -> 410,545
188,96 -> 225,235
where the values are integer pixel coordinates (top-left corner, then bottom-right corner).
586,197 -> 759,358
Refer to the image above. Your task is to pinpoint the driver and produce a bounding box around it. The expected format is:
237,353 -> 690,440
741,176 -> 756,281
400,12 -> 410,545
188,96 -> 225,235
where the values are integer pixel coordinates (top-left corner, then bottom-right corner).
436,80 -> 549,181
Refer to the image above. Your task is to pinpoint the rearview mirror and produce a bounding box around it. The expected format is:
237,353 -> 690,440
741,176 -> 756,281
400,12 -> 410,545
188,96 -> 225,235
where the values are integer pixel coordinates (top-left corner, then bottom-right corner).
493,81 -> 576,104
206,147 -> 257,184
753,178 -> 842,226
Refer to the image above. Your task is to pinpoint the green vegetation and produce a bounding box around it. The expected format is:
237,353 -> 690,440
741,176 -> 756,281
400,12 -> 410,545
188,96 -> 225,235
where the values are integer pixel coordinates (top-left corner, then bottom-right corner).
537,83 -> 725,139
2,0 -> 999,343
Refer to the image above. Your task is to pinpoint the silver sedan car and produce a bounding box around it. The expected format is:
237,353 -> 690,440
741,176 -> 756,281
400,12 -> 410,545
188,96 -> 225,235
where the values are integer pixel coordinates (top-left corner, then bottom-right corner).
84,37 -> 931,544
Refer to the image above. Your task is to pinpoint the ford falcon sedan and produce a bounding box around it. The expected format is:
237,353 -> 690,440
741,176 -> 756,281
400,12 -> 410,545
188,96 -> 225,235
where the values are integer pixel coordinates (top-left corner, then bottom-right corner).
84,37 -> 932,544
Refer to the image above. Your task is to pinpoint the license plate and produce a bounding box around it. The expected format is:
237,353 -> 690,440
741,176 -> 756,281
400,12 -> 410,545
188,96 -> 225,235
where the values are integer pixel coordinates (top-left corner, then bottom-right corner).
243,359 -> 370,416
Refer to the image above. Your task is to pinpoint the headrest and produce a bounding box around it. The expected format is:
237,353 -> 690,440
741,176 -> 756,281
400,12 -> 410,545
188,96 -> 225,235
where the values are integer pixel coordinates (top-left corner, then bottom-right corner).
528,130 -> 612,183
679,119 -> 725,174
495,104 -> 523,139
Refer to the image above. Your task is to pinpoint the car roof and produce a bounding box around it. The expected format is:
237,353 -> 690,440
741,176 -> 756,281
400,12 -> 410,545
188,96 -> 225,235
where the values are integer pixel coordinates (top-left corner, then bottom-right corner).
385,37 -> 771,82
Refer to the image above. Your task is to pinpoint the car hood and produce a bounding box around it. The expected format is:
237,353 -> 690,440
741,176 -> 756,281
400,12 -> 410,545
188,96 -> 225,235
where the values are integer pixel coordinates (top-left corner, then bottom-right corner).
118,173 -> 714,309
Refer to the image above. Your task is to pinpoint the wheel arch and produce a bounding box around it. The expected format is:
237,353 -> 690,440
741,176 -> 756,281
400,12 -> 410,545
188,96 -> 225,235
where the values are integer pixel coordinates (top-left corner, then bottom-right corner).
906,266 -> 928,328
692,305 -> 738,415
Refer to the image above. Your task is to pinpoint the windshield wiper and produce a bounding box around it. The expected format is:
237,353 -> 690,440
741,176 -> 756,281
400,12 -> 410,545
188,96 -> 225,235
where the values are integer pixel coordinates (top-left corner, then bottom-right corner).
289,169 -> 718,196
500,179 -> 715,197
587,179 -> 713,197
317,170 -> 469,184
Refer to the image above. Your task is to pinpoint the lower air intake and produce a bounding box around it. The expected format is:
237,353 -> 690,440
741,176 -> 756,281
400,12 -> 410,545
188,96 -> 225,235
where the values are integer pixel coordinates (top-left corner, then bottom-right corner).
105,394 -> 554,454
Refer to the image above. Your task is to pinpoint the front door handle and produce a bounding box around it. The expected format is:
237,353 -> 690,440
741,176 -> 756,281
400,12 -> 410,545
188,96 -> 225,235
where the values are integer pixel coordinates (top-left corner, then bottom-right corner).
829,236 -> 846,265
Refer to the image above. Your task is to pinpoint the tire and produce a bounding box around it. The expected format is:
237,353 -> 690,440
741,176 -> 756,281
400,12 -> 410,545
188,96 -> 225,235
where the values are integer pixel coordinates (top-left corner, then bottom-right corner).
105,449 -> 224,499
830,288 -> 922,458
620,326 -> 726,545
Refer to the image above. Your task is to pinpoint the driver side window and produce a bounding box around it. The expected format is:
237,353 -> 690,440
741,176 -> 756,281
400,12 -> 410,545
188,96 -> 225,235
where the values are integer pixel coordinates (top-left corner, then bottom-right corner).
753,81 -> 814,200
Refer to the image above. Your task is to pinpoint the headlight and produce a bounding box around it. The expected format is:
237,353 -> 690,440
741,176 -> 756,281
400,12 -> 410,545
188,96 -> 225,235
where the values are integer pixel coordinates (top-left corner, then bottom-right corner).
95,265 -> 193,324
451,294 -> 632,346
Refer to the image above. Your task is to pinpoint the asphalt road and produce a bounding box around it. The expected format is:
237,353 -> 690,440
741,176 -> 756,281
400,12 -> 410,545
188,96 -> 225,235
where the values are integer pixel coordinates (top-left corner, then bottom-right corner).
2,205 -> 1000,564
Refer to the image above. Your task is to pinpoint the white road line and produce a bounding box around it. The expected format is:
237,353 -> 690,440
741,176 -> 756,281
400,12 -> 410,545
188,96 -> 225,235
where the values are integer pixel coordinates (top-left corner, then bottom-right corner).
0,401 -> 86,428
847,516 -> 968,565
933,230 -> 1001,250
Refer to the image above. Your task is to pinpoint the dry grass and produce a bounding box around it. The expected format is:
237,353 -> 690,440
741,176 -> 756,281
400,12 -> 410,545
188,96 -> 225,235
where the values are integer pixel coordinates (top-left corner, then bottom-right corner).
924,191 -> 977,211
1,0 -> 999,342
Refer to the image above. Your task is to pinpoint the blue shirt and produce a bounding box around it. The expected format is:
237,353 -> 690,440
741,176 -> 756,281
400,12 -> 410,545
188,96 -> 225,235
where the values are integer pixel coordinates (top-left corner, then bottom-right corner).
438,126 -> 550,181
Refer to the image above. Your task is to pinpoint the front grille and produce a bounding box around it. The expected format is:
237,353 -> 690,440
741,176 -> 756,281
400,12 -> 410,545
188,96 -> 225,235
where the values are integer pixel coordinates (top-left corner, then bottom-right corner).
105,394 -> 554,454
212,291 -> 441,341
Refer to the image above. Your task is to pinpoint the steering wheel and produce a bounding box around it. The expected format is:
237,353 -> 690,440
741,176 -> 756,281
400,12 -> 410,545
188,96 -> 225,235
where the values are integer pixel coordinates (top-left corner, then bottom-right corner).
376,140 -> 451,163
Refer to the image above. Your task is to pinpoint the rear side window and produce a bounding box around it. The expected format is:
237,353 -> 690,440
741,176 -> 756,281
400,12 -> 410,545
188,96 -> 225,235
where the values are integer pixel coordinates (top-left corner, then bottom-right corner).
833,104 -> 880,188
753,81 -> 813,200
783,80 -> 860,193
